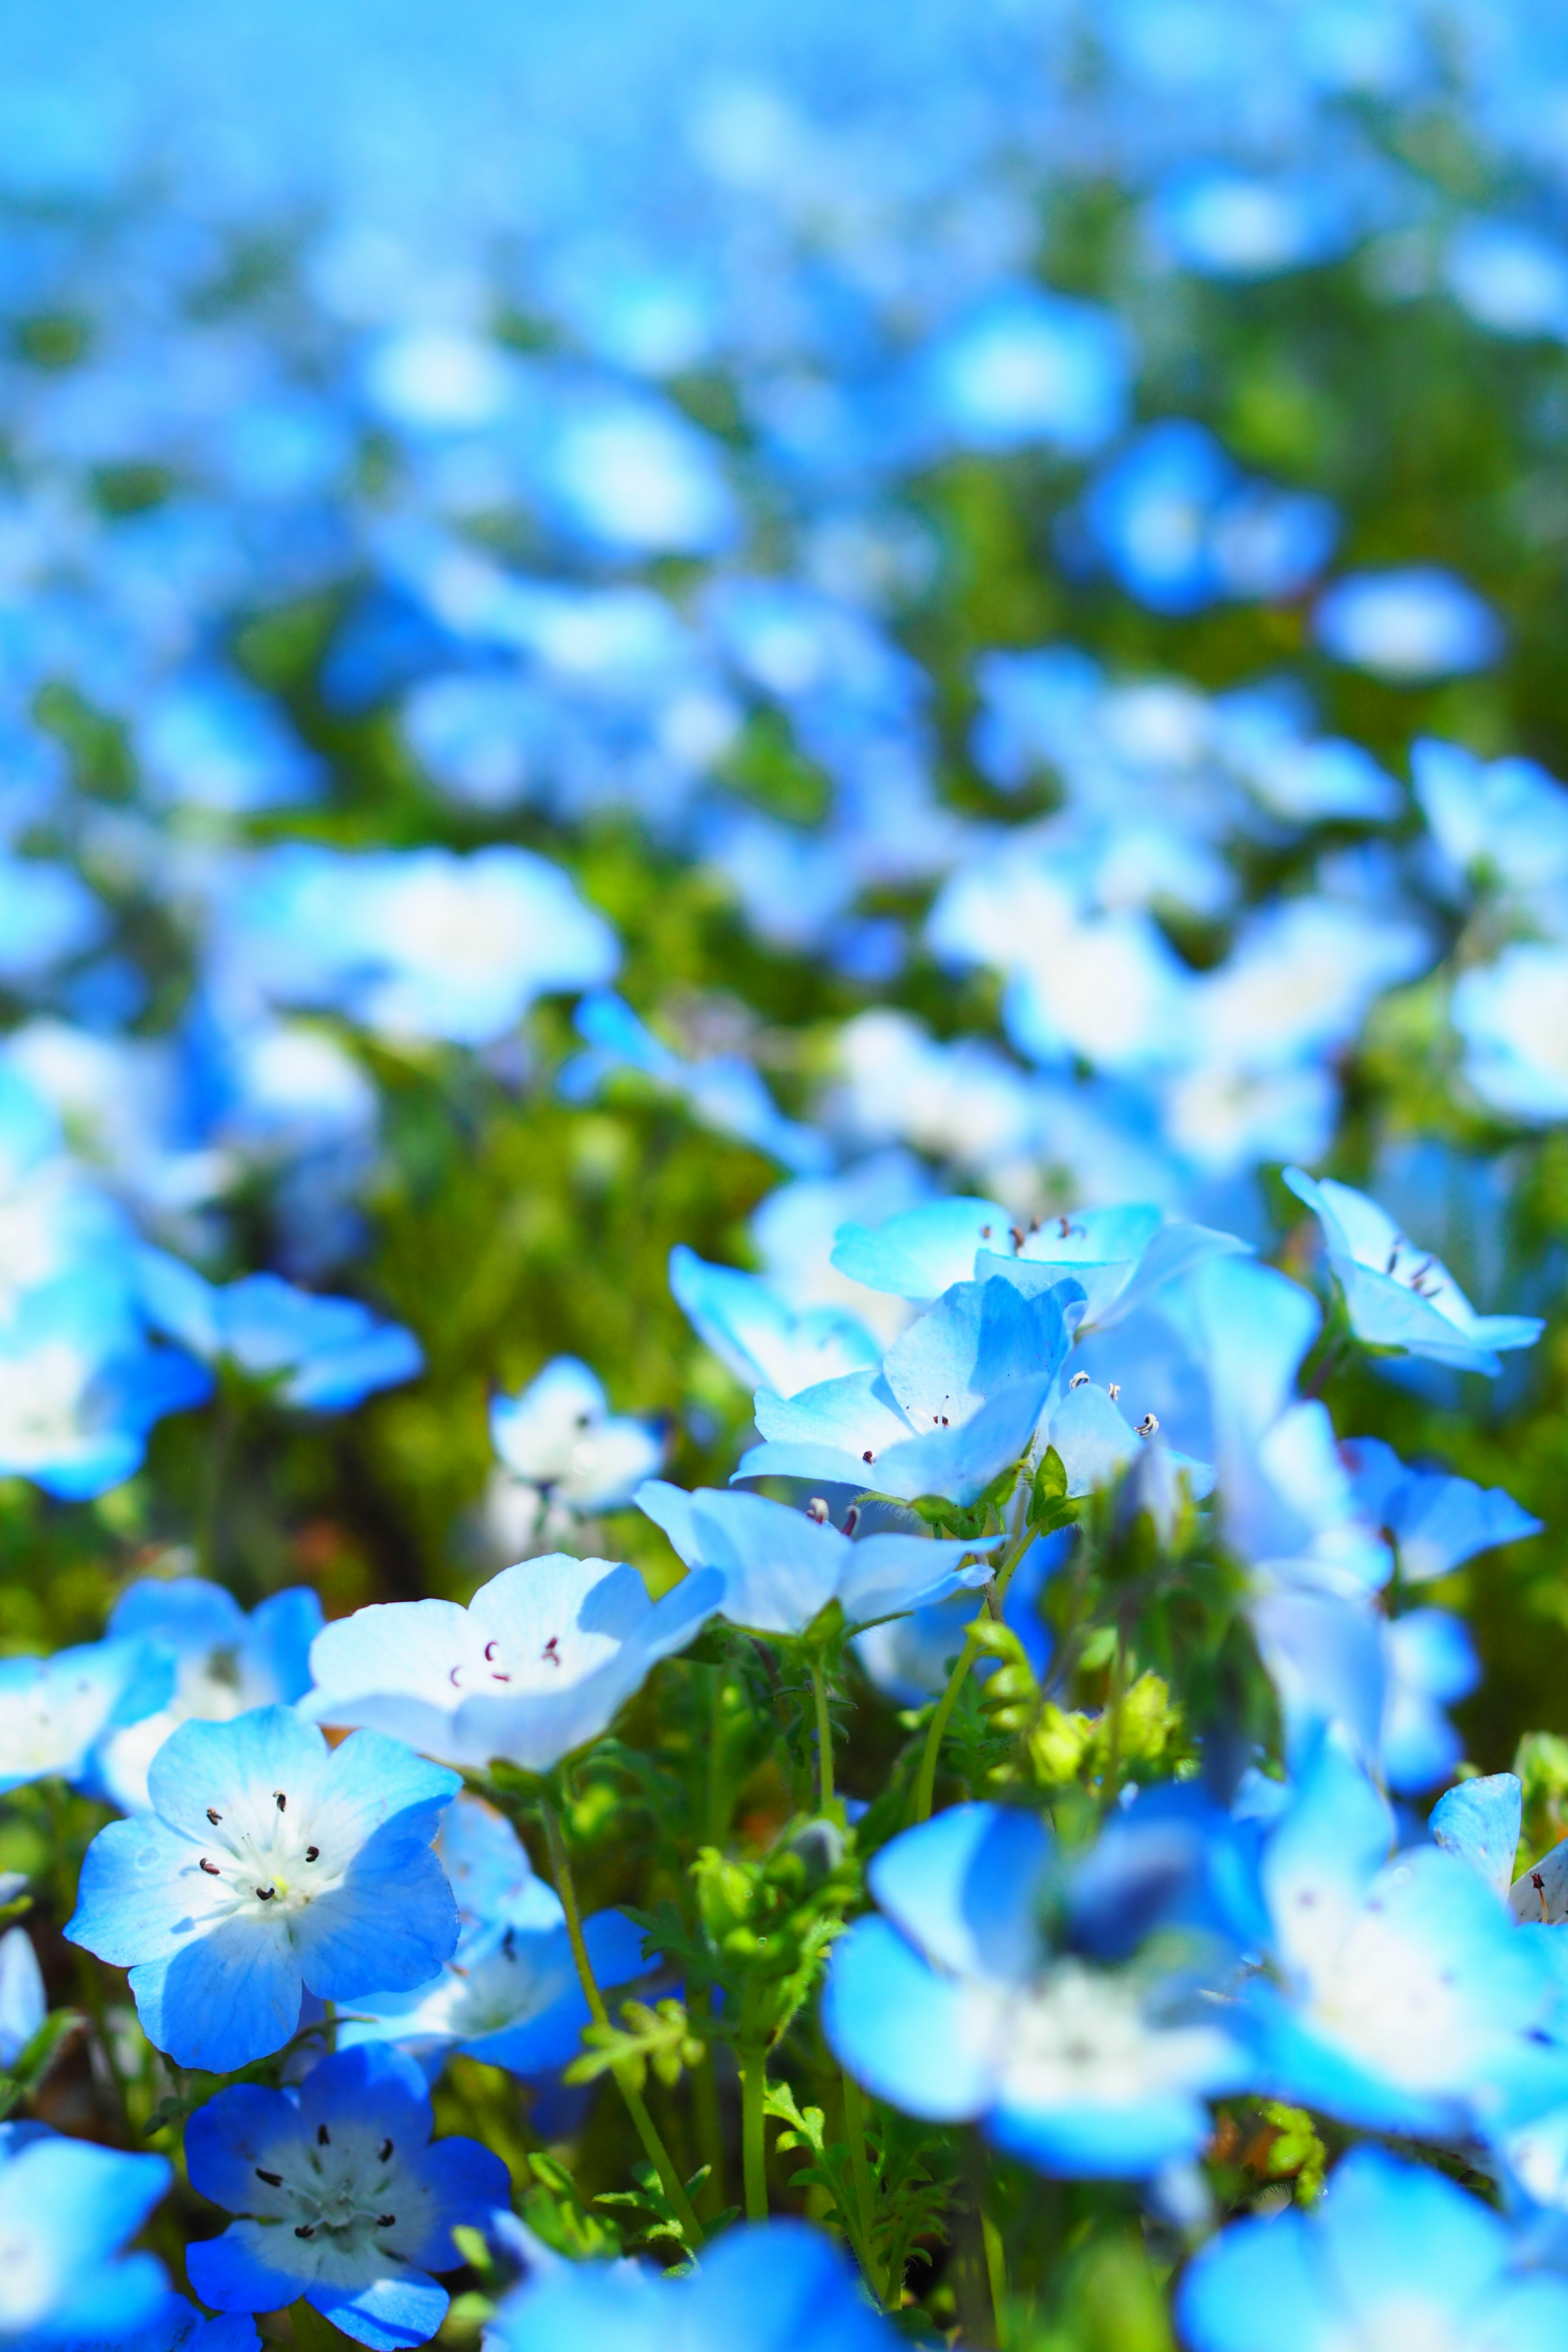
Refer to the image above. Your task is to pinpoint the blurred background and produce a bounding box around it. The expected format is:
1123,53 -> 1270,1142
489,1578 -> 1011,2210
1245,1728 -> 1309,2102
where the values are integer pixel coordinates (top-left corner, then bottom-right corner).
0,0 -> 1566,1778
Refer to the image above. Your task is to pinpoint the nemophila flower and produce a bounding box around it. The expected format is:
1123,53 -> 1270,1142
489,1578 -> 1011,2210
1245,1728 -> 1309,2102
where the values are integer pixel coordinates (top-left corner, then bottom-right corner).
1445,219 -> 1568,341
486,2216 -> 900,2352
136,1249 -> 423,1412
854,1525 -> 1069,1702
0,1923 -> 43,2067
824,1805 -> 1245,2177
1285,1166 -> 1543,1374
185,2042 -> 510,2352
1312,565 -> 1504,680
1342,1435 -> 1543,1581
561,991 -> 830,1175
339,1790 -> 651,2079
302,1552 -> 724,1771
1453,941 -> 1568,1123
1411,736 -> 1568,904
668,1243 -> 880,1397
0,1271 -> 212,1499
899,285 -> 1130,459
1177,2144 -> 1568,2352
733,1272 -> 1068,1507
134,666 -> 324,813
91,1575 -> 323,1813
66,1706 -> 461,2071
637,1481 -> 995,1635
489,1356 -> 664,1520
0,2123 -> 172,2345
1430,1771 -> 1526,1902
0,1637 -> 172,1795
1150,165 -> 1352,280
1242,1736 -> 1565,2137
1381,1607 -> 1479,1791
60,2298 -> 261,2350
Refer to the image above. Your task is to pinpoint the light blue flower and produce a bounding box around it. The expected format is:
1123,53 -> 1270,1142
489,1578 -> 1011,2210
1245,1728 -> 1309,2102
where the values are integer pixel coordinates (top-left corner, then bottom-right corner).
668,1244 -> 879,1397
1453,942 -> 1568,1123
133,667 -> 324,812
0,851 -> 107,986
1430,1770 -> 1523,1901
0,1271 -> 212,1499
90,1574 -> 324,1813
0,2124 -> 172,2346
1313,565 -> 1504,680
562,992 -> 831,1176
1178,2144 -> 1568,2352
900,285 -> 1130,457
734,1273 -> 1069,1506
486,2216 -> 904,2352
1381,1607 -> 1479,1792
1411,736 -> 1568,903
638,1480 -> 994,1635
0,1925 -> 44,2066
134,1249 -> 423,1411
66,1706 -> 461,2071
1284,1166 -> 1543,1374
825,1805 -> 1245,2178
489,1357 -> 663,1517
1445,218 -> 1568,341
1150,165 -> 1352,279
1342,1435 -> 1542,1581
302,1552 -> 723,1772
0,1637 -> 173,1795
185,2042 -> 510,2352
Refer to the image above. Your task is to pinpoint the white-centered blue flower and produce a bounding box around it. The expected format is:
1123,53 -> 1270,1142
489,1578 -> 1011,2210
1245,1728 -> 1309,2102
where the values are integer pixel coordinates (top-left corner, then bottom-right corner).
1312,565 -> 1503,680
1285,1165 -> 1543,1374
0,2123 -> 172,2347
0,1637 -> 173,1796
489,1356 -> 664,1517
668,1243 -> 880,1398
1453,941 -> 1568,1123
185,2042 -> 510,2352
66,1706 -> 461,2072
136,1249 -> 423,1412
302,1552 -> 723,1771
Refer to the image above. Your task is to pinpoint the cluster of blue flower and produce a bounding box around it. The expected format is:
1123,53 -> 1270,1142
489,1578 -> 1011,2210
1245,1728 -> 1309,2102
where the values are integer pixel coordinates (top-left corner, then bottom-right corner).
2,0 -> 1568,2345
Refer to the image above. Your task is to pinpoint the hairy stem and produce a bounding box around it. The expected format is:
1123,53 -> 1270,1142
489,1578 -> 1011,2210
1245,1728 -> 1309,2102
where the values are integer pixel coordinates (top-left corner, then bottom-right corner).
540,1795 -> 706,2249
842,2069 -> 886,2305
810,1652 -> 836,1813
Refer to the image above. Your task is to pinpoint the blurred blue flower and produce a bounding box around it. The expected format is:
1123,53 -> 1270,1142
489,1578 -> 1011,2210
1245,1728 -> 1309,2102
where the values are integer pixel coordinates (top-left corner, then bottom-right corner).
1150,166 -> 1352,279
1342,1435 -> 1542,1582
1446,218 -> 1568,341
1313,565 -> 1504,679
1412,736 -> 1568,903
669,1243 -> 880,1396
900,285 -> 1130,457
489,1356 -> 664,1520
185,2042 -> 509,2352
1453,942 -> 1568,1123
133,669 -> 324,812
136,1249 -> 423,1410
67,1706 -> 461,2071
562,991 -> 831,1174
0,1924 -> 44,2067
0,2125 -> 172,2346
0,852 -> 107,986
0,1635 -> 172,1794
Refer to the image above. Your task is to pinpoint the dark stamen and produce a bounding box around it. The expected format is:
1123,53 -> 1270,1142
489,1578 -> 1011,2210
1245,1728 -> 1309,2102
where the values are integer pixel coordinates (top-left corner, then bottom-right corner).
256,2168 -> 283,2186
200,1857 -> 220,1876
318,2123 -> 330,2145
255,1885 -> 276,1900
305,1846 -> 320,1862
377,2214 -> 396,2227
274,1791 -> 287,1813
379,2138 -> 393,2162
295,2225 -> 315,2239
206,1808 -> 223,1825
862,1449 -> 874,1463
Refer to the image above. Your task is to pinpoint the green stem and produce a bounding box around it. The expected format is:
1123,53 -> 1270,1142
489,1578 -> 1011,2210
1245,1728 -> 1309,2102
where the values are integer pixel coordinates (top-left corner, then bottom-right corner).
810,1652 -> 836,1813
688,1987 -> 728,2217
842,2070 -> 886,2305
739,2040 -> 768,2222
541,1796 -> 706,2250
1099,1608 -> 1129,1817
910,1513 -> 1034,1826
706,1664 -> 729,1849
982,2212 -> 1009,2350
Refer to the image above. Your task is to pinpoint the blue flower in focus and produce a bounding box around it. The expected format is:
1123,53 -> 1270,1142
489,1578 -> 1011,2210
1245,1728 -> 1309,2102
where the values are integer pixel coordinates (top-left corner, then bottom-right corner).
1284,1166 -> 1543,1374
0,1636 -> 173,1795
733,1273 -> 1069,1506
1178,2145 -> 1568,2352
1342,1435 -> 1542,1582
824,1805 -> 1246,2177
185,2042 -> 510,2352
1313,565 -> 1504,679
489,1357 -> 664,1521
136,1248 -> 423,1411
90,1574 -> 324,1813
901,285 -> 1130,457
486,2216 -> 902,2352
66,1706 -> 461,2071
1453,942 -> 1568,1123
0,2123 -> 172,2346
638,1480 -> 994,1634
1065,421 -> 1338,613
562,992 -> 831,1175
669,1244 -> 880,1397
302,1551 -> 723,1771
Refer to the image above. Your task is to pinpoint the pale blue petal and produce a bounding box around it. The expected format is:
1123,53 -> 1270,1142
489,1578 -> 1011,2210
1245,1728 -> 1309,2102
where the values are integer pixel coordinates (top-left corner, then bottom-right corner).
146,1706 -> 331,1845
185,2080 -> 307,2215
868,1376 -> 1051,1505
1261,1734 -> 1391,1987
1430,1772 -> 1521,1897
1176,2202 -> 1336,2352
830,1198 -> 1010,1298
868,1804 -> 1050,1982
186,2224 -> 309,2319
0,1924 -> 45,2065
822,1917 -> 996,2119
989,2087 -> 1214,2177
690,2220 -> 895,2352
308,2270 -> 449,2352
130,1915 -> 303,2070
882,1278 -> 1069,1428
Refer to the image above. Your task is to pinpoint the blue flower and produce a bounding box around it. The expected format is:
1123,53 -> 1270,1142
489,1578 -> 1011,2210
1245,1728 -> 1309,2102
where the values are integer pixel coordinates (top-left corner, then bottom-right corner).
91,1574 -> 324,1812
1445,218 -> 1568,342
1411,736 -> 1568,904
0,1637 -> 173,1795
0,2123 -> 172,2345
1453,943 -> 1568,1123
1242,1737 -> 1564,2137
0,851 -> 107,987
1312,565 -> 1504,680
1150,165 -> 1352,280
489,1357 -> 664,1518
1381,1607 -> 1479,1792
66,1706 -> 461,2071
668,1244 -> 880,1398
486,2216 -> 900,2352
0,1924 -> 44,2067
1430,1770 -> 1523,1900
54,2298 -> 261,2351
185,2042 -> 510,2352
733,1272 -> 1068,1506
1178,2144 -> 1568,2352
0,1272 -> 212,1499
1284,1166 -> 1543,1374
899,285 -> 1130,457
824,1805 -> 1245,2178
302,1552 -> 723,1771
136,1250 -> 423,1412
637,1480 -> 995,1634
134,666 -> 324,813
1343,1435 -> 1542,1581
